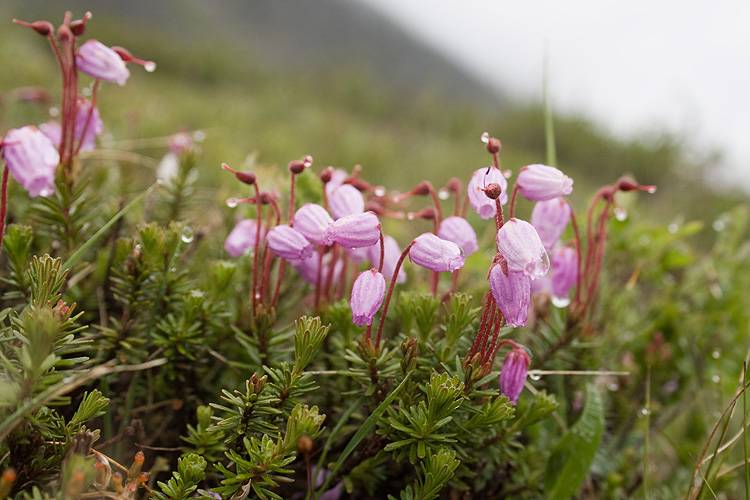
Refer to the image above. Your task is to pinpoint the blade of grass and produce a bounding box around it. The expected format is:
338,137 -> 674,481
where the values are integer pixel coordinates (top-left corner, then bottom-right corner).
62,181 -> 160,270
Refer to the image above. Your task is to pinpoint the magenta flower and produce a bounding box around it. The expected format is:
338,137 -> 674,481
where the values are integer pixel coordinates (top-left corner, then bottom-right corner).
438,216 -> 478,257
266,225 -> 315,260
330,211 -> 381,249
467,166 -> 507,220
499,347 -> 530,404
368,235 -> 407,284
496,218 -> 549,279
224,219 -> 264,257
350,269 -> 387,326
39,120 -> 62,149
489,265 -> 531,328
530,197 -> 570,250
1,126 -> 59,198
516,164 -> 573,202
551,246 -> 578,299
294,203 -> 335,246
409,233 -> 465,273
74,98 -> 103,152
329,184 -> 364,220
76,40 -> 130,86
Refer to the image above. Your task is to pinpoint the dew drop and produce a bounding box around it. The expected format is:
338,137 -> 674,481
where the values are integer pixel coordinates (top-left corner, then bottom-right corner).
135,244 -> 142,250
438,190 -> 450,200
49,107 -> 59,117
712,219 -> 725,232
646,187 -> 657,194
170,267 -> 177,273
407,214 -> 415,221
614,207 -> 628,221
62,376 -> 73,384
639,408 -> 651,417
303,155 -> 313,168
712,374 -> 721,384
374,187 -> 386,197
551,296 -> 571,308
712,349 -> 721,359
607,383 -> 619,392
502,169 -> 512,179
529,372 -> 541,381
144,61 -> 157,72
39,187 -> 55,197
480,132 -> 490,143
156,178 -> 164,185
82,86 -> 92,96
226,198 -> 239,208
181,227 -> 195,243
193,130 -> 206,142
668,223 -> 678,234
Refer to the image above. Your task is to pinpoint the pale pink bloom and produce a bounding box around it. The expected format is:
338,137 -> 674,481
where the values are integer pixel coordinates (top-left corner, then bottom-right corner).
499,347 -> 530,404
330,211 -> 381,249
496,218 -> 549,279
76,40 -> 130,86
467,166 -> 507,220
266,225 -> 315,260
295,203 -> 335,246
438,216 -> 478,257
409,233 -> 465,273
350,269 -> 387,326
516,164 -> 573,201
551,246 -> 578,299
489,265 -> 531,328
224,219 -> 264,257
530,198 -> 570,250
367,235 -> 407,284
1,126 -> 59,197
329,184 -> 364,220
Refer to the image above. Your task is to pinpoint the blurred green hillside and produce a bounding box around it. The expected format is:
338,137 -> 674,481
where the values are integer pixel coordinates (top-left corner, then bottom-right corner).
0,1 -> 744,228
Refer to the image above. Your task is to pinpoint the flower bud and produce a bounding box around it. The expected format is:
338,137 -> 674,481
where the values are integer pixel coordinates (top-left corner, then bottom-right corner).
69,12 -> 92,36
319,166 -> 334,183
438,216 -> 478,257
409,233 -> 465,273
225,219 -> 264,257
76,40 -> 130,86
13,19 -> 54,36
489,265 -> 531,328
486,137 -> 501,154
1,126 -> 59,198
551,246 -> 578,299
468,167 -> 508,220
516,164 -> 573,201
330,211 -> 381,249
329,184 -> 364,220
266,225 -> 315,260
221,163 -> 256,185
350,269 -> 387,326
499,347 -> 530,404
496,218 -> 549,279
530,197 -> 570,250
294,203 -> 335,246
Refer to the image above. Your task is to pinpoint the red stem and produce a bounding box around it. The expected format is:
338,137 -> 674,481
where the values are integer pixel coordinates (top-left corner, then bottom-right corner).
375,242 -> 414,348
508,184 -> 519,219
469,291 -> 493,359
566,199 -> 584,308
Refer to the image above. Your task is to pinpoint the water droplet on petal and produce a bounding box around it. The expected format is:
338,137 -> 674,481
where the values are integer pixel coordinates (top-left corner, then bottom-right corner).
144,61 -> 157,72
49,107 -> 59,117
713,219 -> 725,231
374,187 -> 386,197
529,372 -> 541,381
668,223 -> 678,234
181,227 -> 194,243
480,132 -> 490,143
551,296 -> 571,308
438,189 -> 449,200
614,207 -> 628,221
712,374 -> 721,384
646,187 -> 656,194
226,198 -> 239,208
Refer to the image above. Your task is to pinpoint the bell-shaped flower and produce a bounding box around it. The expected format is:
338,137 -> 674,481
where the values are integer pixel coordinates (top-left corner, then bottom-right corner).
224,219 -> 264,257
551,246 -> 578,300
74,98 -> 103,151
329,184 -> 364,220
489,265 -> 531,328
499,347 -> 530,405
266,225 -> 315,260
350,269 -> 387,326
409,233 -> 465,273
467,166 -> 508,220
530,197 -> 570,250
368,235 -> 407,284
289,252 -> 343,286
39,120 -> 62,150
438,216 -> 478,257
294,203 -> 335,246
516,164 -> 573,202
496,218 -> 549,279
324,168 -> 349,197
1,126 -> 59,198
330,211 -> 381,249
76,40 -> 130,86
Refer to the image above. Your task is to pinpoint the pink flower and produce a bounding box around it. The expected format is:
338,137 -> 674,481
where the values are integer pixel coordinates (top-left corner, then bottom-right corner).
294,203 -> 335,246
409,233 -> 465,273
516,164 -> 573,202
467,166 -> 507,220
330,211 -> 381,249
266,225 -> 315,260
499,347 -> 530,404
224,219 -> 264,257
324,168 -> 349,198
39,121 -> 62,149
329,184 -> 364,220
367,235 -> 407,284
1,126 -> 59,197
551,246 -> 578,300
530,198 -> 570,250
496,218 -> 549,279
289,253 -> 343,286
438,216 -> 478,257
350,269 -> 387,326
489,265 -> 531,328
76,40 -> 130,86
74,98 -> 103,152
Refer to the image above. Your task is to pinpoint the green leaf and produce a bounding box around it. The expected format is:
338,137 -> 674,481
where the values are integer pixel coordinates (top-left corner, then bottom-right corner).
543,385 -> 604,500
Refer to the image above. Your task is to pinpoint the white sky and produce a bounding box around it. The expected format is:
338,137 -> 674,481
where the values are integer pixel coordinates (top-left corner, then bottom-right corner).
359,0 -> 750,189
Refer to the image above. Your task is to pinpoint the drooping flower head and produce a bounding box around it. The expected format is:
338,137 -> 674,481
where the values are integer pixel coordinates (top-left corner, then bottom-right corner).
76,39 -> 130,85
489,264 -> 531,328
329,184 -> 365,220
499,346 -> 530,405
74,98 -> 103,152
330,211 -> 381,249
530,197 -> 570,250
438,216 -> 478,257
294,203 -> 335,246
516,164 -> 573,202
551,246 -> 578,300
1,126 -> 59,198
496,218 -> 549,279
350,269 -> 387,326
266,225 -> 315,260
409,233 -> 465,273
468,166 -> 508,220
224,219 -> 264,257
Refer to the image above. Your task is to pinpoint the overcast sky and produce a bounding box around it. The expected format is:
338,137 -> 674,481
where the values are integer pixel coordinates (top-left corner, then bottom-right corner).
359,0 -> 750,189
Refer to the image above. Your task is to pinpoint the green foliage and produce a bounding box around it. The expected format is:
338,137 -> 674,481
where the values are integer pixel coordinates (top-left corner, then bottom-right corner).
154,454 -> 207,500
